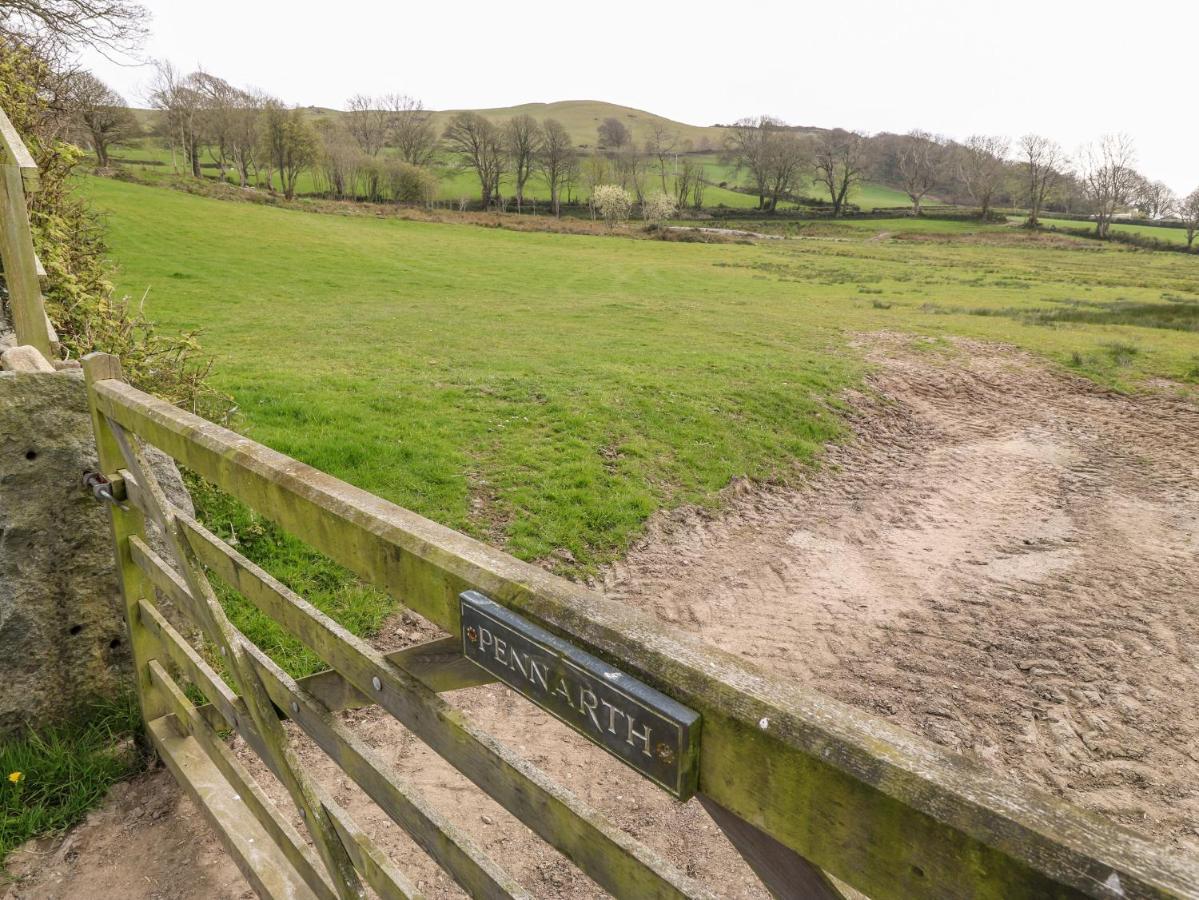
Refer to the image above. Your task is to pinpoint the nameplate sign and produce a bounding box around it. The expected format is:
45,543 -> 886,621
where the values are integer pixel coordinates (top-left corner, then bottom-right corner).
459,591 -> 700,799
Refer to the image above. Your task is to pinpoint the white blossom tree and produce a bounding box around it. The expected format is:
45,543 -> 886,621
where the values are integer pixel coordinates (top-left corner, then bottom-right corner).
592,184 -> 633,225
641,191 -> 676,226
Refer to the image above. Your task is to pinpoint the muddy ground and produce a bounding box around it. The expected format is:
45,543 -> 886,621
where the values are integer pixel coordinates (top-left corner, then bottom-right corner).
6,335 -> 1197,898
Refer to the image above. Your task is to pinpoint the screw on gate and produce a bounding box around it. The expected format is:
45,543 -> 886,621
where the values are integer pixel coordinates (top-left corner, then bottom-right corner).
82,471 -> 129,511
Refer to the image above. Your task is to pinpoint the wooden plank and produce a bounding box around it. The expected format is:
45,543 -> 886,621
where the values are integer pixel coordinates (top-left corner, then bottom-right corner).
322,796 -> 420,900
134,575 -> 529,900
82,355 -> 169,727
146,715 -> 322,900
93,376 -> 1199,900
0,106 -> 39,193
132,522 -> 703,899
698,795 -> 846,900
147,659 -> 338,900
299,636 -> 498,710
105,413 -> 363,900
2,165 -> 52,356
148,656 -> 422,900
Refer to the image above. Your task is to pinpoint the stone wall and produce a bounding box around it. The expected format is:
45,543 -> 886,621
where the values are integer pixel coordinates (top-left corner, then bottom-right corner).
0,370 -> 190,737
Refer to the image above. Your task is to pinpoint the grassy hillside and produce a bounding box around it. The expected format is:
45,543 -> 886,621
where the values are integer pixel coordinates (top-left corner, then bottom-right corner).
81,175 -> 1199,574
426,100 -> 725,150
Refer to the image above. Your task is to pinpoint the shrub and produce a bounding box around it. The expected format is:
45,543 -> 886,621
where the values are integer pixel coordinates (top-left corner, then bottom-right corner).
383,159 -> 439,206
1,39 -> 227,416
641,192 -> 676,226
592,184 -> 633,225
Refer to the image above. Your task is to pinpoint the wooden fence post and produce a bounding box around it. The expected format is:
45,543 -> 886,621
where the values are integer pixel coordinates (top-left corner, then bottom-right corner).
0,105 -> 53,358
82,353 -> 168,728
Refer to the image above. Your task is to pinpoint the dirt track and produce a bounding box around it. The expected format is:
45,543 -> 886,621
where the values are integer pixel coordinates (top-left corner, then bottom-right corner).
7,335 -> 1198,897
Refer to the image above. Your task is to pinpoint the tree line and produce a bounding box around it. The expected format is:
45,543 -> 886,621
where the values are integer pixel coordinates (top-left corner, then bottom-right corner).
721,116 -> 1198,243
64,63 -> 1199,244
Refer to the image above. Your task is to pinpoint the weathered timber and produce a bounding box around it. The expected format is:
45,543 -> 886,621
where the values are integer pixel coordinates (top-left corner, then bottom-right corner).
147,659 -> 338,900
104,412 -> 363,899
0,107 -> 37,193
299,636 -> 498,708
91,376 -> 1199,900
146,715 -> 322,900
132,562 -> 528,900
168,508 -> 710,900
321,795 -> 420,900
1,165 -> 53,356
148,656 -> 421,900
698,795 -> 847,900
82,356 -> 170,728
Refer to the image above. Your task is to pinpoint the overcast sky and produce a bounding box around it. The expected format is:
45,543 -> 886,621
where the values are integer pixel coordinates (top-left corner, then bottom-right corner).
82,0 -> 1197,193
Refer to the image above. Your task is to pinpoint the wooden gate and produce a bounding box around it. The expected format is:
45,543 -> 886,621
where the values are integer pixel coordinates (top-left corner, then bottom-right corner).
81,352 -> 1197,899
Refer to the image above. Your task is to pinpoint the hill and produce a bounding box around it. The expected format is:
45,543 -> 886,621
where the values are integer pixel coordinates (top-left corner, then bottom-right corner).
424,100 -> 726,150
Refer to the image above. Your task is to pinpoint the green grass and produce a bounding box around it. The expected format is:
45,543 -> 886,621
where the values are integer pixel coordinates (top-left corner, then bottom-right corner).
82,173 -> 1199,559
186,478 -> 395,678
1034,217 -> 1193,246
0,696 -> 144,866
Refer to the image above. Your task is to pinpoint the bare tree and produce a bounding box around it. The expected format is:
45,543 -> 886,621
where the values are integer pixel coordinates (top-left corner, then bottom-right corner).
1133,176 -> 1176,220
597,117 -> 630,152
504,114 -> 541,212
613,143 -> 648,201
443,111 -> 506,208
345,93 -> 388,157
725,115 -> 776,209
191,69 -> 239,182
956,134 -> 1008,220
764,130 -> 809,211
895,129 -> 945,215
228,87 -> 264,188
1018,134 -> 1067,227
1180,188 -> 1199,249
581,151 -> 610,215
147,61 -> 204,177
690,164 -> 705,210
645,121 -> 678,193
813,129 -> 866,217
537,117 -> 575,217
674,156 -> 695,208
313,116 -> 360,199
68,71 -> 136,166
1078,134 -> 1139,238
0,0 -> 147,52
382,93 -> 436,167
725,115 -> 808,211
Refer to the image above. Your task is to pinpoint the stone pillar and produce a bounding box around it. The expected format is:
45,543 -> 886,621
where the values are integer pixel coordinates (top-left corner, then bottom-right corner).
0,369 -> 190,737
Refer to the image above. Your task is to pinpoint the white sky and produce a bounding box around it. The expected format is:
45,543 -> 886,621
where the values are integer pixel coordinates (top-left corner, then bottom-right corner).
82,0 -> 1198,193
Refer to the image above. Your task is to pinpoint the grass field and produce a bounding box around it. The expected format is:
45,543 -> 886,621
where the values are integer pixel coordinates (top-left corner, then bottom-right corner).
82,176 -> 1199,574
1037,217 -> 1194,246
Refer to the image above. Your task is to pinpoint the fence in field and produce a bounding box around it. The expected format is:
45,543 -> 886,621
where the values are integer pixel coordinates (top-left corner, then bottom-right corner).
3,104 -> 1195,898
0,106 -> 55,357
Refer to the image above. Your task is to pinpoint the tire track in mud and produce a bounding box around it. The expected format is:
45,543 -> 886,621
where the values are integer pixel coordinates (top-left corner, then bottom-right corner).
601,334 -> 1199,851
